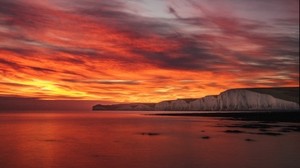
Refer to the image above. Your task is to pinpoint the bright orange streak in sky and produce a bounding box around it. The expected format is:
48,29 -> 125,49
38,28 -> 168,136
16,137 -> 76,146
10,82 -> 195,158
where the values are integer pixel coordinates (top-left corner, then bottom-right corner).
0,0 -> 299,103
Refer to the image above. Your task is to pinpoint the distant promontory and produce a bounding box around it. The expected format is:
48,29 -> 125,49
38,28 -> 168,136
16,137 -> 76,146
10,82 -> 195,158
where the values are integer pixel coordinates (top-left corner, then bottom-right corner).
92,87 -> 299,111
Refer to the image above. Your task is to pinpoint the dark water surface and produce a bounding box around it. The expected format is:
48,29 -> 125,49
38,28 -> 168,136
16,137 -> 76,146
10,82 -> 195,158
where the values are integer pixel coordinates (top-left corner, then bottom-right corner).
0,111 -> 299,168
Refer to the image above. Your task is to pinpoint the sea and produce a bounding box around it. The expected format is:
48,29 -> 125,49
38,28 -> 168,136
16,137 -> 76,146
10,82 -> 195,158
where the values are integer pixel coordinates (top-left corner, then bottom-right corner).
0,111 -> 299,168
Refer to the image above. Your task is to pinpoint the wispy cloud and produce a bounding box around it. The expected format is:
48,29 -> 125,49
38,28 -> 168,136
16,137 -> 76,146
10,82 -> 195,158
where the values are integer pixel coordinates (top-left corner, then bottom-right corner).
0,0 -> 298,102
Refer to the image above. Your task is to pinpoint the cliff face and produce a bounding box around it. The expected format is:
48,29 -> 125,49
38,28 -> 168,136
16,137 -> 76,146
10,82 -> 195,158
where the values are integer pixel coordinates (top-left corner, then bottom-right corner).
93,103 -> 155,111
189,96 -> 219,111
155,99 -> 191,111
93,87 -> 299,111
217,89 -> 299,110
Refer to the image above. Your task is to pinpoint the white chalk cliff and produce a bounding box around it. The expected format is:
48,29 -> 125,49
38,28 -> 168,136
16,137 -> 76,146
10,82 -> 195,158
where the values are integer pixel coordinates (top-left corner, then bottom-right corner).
93,87 -> 299,111
217,89 -> 299,110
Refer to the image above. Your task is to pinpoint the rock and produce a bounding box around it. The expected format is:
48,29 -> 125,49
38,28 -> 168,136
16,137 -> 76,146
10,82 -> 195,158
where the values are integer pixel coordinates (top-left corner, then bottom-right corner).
201,136 -> 210,139
245,138 -> 255,142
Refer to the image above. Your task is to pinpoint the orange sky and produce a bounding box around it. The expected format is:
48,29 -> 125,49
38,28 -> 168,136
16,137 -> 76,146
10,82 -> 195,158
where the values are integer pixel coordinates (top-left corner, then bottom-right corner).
0,0 -> 299,103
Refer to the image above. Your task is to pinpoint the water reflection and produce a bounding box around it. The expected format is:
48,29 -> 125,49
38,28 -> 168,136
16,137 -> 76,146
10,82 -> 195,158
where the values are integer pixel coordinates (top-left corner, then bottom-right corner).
0,112 -> 299,168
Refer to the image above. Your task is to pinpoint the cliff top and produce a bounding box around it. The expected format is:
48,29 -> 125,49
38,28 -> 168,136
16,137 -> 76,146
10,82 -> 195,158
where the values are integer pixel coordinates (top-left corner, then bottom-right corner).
227,87 -> 299,104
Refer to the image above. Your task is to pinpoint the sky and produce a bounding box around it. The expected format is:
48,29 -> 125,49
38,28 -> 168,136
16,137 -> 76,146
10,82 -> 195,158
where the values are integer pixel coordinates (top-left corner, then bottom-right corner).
0,0 -> 299,105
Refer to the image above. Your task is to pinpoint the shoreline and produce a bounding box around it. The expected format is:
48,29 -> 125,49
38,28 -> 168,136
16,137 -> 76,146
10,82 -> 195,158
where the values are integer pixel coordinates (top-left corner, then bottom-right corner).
149,111 -> 300,122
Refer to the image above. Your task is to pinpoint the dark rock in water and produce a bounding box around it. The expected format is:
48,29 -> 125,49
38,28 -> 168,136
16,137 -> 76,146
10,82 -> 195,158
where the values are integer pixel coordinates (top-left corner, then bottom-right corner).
281,126 -> 300,132
139,132 -> 160,136
245,138 -> 255,142
228,123 -> 276,129
224,130 -> 245,134
201,136 -> 210,139
256,132 -> 283,136
259,128 -> 269,132
279,128 -> 292,133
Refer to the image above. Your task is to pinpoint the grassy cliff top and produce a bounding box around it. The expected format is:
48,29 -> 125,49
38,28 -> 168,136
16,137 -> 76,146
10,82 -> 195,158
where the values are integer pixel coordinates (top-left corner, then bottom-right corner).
245,87 -> 299,104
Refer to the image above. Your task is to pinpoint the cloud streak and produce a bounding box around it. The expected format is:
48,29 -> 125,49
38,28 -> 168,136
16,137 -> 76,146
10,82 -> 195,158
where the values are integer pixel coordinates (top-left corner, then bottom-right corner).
0,0 -> 298,103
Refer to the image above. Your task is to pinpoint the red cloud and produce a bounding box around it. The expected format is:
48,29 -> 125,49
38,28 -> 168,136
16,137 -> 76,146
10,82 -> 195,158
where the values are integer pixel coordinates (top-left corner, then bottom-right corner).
0,0 -> 298,102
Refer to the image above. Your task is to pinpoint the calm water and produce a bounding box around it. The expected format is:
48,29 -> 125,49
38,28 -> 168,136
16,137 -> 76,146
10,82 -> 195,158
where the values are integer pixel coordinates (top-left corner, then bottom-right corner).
0,111 -> 299,168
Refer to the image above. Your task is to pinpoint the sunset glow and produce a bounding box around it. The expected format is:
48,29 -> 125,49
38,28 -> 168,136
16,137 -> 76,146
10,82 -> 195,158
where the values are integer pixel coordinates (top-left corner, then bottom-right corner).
0,0 -> 299,103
